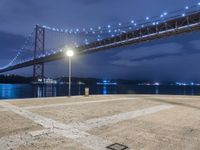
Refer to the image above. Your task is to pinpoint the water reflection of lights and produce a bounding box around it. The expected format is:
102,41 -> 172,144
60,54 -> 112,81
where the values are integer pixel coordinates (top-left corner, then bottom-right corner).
35,85 -> 57,97
103,85 -> 107,95
97,80 -> 117,95
1,84 -> 13,98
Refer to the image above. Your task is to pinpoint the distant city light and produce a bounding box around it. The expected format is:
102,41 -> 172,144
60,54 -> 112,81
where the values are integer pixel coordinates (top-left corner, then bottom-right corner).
175,82 -> 200,86
182,13 -> 185,17
146,17 -> 149,20
185,6 -> 189,9
96,80 -> 117,85
154,82 -> 160,86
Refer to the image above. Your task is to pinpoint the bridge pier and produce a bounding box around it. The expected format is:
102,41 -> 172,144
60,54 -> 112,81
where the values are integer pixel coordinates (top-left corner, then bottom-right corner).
33,25 -> 45,82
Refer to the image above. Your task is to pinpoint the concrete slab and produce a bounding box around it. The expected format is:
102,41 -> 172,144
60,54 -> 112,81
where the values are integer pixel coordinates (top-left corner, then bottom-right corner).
7,95 -> 124,107
89,105 -> 200,150
15,135 -> 91,150
0,111 -> 43,138
30,97 -> 161,124
0,95 -> 200,150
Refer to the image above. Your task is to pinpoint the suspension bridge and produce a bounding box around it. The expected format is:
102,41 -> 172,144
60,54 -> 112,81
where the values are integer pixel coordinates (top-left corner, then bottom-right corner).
1,3 -> 200,82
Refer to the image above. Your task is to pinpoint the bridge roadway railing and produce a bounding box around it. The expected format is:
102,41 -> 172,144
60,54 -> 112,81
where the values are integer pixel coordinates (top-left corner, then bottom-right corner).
80,11 -> 200,53
0,11 -> 200,73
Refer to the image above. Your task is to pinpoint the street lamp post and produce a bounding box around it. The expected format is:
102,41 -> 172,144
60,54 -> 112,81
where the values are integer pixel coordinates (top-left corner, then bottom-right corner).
65,50 -> 74,97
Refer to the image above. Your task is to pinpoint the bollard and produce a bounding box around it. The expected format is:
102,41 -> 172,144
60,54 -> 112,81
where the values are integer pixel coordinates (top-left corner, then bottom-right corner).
85,88 -> 89,96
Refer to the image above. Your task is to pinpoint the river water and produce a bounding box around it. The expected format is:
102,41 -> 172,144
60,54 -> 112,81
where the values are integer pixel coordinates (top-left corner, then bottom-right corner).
0,84 -> 200,100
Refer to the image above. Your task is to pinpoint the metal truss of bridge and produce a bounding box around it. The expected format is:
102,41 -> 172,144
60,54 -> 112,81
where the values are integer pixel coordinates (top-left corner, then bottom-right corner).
1,4 -> 200,81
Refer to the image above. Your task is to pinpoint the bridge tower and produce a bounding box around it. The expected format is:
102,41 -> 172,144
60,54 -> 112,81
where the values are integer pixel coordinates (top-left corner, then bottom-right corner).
33,25 -> 45,82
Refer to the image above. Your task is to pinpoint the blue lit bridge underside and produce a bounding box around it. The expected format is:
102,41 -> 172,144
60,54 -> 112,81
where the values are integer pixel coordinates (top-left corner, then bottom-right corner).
0,11 -> 200,78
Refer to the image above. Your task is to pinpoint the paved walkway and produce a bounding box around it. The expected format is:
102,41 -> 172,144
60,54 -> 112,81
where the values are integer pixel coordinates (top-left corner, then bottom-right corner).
0,95 -> 200,150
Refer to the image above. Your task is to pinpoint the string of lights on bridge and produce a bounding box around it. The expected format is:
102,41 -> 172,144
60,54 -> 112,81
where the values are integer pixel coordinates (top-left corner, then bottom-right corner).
1,2 -> 200,70
42,3 -> 200,37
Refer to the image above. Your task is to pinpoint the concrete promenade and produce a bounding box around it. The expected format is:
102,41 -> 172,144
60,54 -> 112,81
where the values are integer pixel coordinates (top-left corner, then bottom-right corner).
0,94 -> 200,150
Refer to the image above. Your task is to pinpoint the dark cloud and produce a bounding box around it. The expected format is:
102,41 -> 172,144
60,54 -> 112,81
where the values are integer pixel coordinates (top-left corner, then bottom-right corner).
0,30 -> 25,54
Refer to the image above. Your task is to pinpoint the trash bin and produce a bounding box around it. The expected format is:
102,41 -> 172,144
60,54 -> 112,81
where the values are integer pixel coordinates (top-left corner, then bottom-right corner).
85,88 -> 89,96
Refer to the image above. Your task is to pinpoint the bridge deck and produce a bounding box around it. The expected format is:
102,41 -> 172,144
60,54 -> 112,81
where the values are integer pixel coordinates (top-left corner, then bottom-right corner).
0,94 -> 200,150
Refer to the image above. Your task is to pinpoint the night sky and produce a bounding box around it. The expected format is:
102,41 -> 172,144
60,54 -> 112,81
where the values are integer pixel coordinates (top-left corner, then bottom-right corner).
1,0 -> 200,82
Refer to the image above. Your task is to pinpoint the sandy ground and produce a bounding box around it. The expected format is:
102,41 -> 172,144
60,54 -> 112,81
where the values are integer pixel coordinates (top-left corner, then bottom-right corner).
0,94 -> 200,150
0,111 -> 43,138
30,97 -> 160,124
15,135 -> 90,150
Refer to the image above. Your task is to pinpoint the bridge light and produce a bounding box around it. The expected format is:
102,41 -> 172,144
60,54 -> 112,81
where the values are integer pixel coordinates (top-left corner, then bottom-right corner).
163,12 -> 167,16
